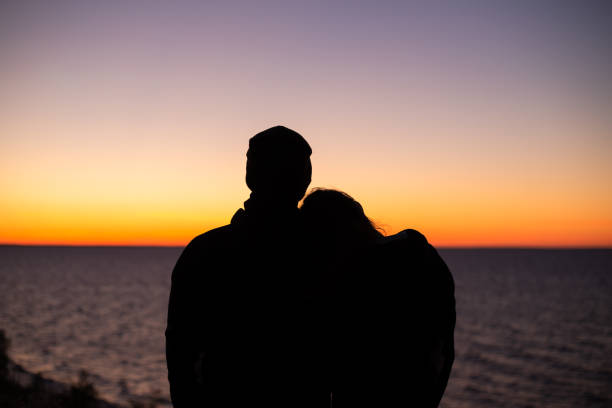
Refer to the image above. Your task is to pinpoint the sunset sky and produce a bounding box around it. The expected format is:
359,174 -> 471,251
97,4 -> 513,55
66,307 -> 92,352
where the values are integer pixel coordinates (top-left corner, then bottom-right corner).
1,1 -> 611,247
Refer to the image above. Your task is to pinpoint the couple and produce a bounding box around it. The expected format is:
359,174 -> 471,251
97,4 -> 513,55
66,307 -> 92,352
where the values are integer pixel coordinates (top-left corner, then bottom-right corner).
166,126 -> 455,407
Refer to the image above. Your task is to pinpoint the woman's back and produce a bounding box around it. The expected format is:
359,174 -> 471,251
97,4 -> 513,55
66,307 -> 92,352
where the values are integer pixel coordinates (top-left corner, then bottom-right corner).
300,189 -> 455,407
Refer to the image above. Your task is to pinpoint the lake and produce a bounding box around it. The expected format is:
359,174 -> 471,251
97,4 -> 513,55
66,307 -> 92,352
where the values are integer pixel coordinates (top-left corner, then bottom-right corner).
0,246 -> 610,407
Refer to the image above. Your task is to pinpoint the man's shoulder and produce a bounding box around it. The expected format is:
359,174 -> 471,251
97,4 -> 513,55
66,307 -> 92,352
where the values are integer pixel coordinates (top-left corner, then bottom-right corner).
172,224 -> 241,276
187,224 -> 237,250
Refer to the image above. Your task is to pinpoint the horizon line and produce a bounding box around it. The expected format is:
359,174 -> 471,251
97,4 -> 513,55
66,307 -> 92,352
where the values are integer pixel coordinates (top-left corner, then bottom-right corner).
2,243 -> 611,250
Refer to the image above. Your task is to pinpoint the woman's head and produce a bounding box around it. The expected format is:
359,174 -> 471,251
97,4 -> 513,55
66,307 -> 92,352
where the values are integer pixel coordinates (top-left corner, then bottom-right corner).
300,188 -> 383,249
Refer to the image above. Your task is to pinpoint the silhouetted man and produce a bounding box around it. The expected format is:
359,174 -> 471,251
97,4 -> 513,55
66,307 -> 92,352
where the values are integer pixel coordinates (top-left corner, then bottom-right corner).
165,126 -> 316,407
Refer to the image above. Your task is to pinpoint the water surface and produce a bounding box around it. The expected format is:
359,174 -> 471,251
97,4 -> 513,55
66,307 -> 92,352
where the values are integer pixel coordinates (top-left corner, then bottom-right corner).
0,246 -> 610,407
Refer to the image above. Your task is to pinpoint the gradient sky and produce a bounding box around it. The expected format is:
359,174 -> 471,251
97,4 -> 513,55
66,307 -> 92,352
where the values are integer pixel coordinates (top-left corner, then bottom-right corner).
1,1 -> 611,246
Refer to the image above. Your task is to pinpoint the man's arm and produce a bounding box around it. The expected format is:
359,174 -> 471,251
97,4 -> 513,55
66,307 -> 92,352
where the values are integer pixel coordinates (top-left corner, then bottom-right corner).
166,239 -> 204,407
388,230 -> 455,407
423,242 -> 456,407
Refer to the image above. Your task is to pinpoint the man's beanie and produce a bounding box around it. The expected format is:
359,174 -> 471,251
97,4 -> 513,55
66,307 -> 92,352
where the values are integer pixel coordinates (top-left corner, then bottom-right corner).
246,126 -> 312,201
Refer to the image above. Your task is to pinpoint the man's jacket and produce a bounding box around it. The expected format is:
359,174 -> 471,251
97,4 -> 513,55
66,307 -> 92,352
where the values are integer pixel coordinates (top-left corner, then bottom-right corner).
166,199 -> 321,407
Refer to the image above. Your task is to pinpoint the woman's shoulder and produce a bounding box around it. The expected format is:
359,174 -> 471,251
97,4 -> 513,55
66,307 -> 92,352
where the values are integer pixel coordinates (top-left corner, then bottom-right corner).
378,228 -> 429,247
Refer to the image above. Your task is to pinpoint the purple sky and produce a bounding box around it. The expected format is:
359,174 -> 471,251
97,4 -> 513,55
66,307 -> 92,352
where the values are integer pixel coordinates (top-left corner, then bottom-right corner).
1,1 -> 611,245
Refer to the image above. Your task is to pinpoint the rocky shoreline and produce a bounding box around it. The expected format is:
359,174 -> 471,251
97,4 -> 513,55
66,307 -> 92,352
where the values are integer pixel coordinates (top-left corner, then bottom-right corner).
1,358 -> 120,408
0,330 -> 162,408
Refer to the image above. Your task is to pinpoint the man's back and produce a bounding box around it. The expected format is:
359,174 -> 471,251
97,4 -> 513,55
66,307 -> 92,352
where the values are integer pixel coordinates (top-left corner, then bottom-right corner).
166,202 -> 322,407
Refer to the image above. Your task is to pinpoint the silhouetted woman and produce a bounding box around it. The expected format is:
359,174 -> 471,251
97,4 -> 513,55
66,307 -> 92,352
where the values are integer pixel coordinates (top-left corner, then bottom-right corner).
300,188 -> 455,408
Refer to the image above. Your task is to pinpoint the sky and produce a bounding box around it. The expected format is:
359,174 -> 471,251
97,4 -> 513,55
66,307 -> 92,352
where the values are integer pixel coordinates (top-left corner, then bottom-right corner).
1,1 -> 611,247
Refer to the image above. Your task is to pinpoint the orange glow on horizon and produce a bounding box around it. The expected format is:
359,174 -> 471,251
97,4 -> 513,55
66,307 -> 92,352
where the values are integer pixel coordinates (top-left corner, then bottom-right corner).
2,201 -> 610,247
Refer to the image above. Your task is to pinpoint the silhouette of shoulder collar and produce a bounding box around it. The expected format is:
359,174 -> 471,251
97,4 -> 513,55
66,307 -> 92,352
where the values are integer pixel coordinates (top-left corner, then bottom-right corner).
231,208 -> 246,225
230,195 -> 299,227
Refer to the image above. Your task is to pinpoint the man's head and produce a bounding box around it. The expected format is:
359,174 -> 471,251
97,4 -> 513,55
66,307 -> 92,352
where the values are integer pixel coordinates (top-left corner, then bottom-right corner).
246,126 -> 312,203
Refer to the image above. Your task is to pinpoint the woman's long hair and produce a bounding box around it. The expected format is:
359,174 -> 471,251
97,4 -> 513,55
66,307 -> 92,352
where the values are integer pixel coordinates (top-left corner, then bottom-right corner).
300,188 -> 383,251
